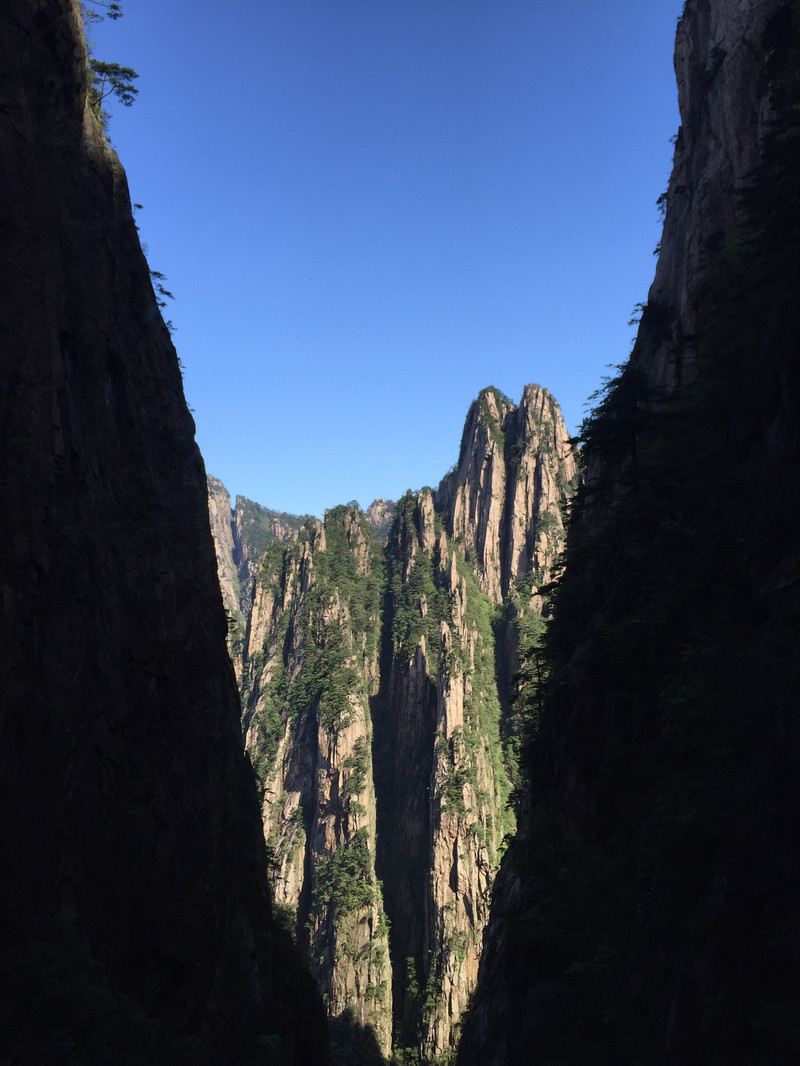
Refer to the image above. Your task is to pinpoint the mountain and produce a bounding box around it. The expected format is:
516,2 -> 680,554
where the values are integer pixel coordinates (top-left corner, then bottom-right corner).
207,477 -> 315,674
10,0 -> 795,1062
212,384 -> 576,1061
0,2 -> 325,1062
457,1 -> 800,1063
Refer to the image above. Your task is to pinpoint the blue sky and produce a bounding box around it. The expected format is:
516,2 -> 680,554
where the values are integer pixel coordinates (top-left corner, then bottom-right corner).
91,0 -> 682,517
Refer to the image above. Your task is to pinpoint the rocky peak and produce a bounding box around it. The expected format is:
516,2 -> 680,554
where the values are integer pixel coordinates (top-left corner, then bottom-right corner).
365,496 -> 396,540
438,384 -> 575,602
211,386 -> 577,1060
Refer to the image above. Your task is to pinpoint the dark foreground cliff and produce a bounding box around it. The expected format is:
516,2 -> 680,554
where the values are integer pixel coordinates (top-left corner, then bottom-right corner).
458,1 -> 800,1063
0,2 -> 325,1062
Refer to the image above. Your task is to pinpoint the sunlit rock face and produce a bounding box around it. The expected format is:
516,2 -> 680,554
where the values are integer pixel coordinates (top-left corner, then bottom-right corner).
365,496 -> 397,540
629,0 -> 785,393
207,476 -> 244,673
437,385 -> 575,603
207,481 -> 316,676
226,385 -> 576,1059
0,3 -> 326,1062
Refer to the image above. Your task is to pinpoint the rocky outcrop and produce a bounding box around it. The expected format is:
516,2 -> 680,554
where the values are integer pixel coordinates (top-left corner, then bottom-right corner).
437,385 -> 575,603
208,477 -> 239,617
365,496 -> 396,541
241,509 -> 393,1055
207,479 -> 311,674
459,2 -> 800,1063
379,492 -> 513,1060
643,0 -> 785,392
233,495 -> 312,596
228,387 -> 577,1061
0,3 -> 326,1062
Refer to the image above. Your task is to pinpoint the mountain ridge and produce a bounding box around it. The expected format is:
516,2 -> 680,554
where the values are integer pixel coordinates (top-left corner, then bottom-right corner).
208,383 -> 577,1061
0,2 -> 326,1061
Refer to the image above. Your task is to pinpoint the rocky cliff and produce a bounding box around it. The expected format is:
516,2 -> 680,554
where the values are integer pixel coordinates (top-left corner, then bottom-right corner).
241,509 -> 393,1055
207,479 -> 312,675
0,3 -> 326,1062
224,386 -> 576,1061
458,2 -> 800,1063
207,476 -> 243,664
437,385 -> 574,604
377,489 -> 512,1060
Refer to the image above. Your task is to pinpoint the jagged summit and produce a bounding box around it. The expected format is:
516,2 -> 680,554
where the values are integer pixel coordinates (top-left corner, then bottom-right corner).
207,383 -> 578,1060
437,384 -> 575,602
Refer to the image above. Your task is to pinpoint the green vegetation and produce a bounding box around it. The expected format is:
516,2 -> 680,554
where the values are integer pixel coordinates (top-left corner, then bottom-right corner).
238,497 -> 313,571
87,58 -> 138,110
313,829 -> 375,922
505,599 -> 548,786
244,506 -> 385,792
454,554 -> 515,845
455,387 -> 512,461
243,506 -> 390,1066
249,668 -> 288,795
256,538 -> 290,593
81,0 -> 123,20
477,387 -> 510,450
79,3 -> 138,130
342,737 -> 370,812
387,493 -> 450,668
272,902 -> 299,944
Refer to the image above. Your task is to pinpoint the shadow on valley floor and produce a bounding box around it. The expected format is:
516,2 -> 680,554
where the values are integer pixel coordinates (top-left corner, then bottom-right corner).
330,1009 -> 386,1066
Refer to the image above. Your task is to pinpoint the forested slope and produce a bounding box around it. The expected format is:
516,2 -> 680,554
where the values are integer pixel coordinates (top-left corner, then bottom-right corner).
211,385 -> 576,1062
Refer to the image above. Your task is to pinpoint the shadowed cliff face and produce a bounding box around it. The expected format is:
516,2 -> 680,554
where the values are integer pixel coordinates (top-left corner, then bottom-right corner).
0,2 -> 326,1062
458,2 -> 800,1063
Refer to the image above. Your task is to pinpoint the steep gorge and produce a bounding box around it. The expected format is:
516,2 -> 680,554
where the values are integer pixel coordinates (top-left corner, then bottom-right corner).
7,0 -> 798,1062
210,384 -> 576,1061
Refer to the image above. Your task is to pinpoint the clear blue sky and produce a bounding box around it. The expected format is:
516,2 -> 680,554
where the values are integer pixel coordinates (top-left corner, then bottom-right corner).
91,0 -> 682,517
